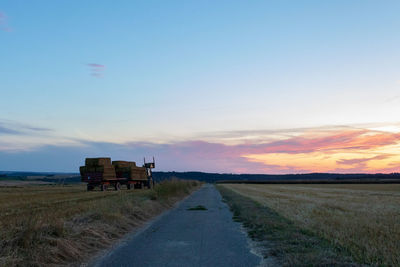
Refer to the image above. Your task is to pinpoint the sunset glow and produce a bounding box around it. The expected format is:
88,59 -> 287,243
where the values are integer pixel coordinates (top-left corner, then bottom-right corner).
1,1 -> 400,173
241,128 -> 400,173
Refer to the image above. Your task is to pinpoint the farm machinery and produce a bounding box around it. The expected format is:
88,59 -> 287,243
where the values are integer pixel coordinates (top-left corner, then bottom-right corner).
80,157 -> 155,191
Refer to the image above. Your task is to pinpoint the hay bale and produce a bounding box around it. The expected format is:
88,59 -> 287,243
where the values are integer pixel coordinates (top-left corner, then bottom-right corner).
88,167 -> 97,172
79,166 -> 86,174
95,166 -> 115,172
129,167 -> 147,180
112,161 -> 136,167
80,166 -> 96,173
91,165 -> 116,180
85,158 -> 112,166
114,166 -> 131,172
113,165 -> 147,180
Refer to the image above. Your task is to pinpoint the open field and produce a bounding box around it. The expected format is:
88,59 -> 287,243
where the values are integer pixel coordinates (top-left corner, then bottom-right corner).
220,184 -> 400,266
0,180 -> 54,187
0,179 -> 201,266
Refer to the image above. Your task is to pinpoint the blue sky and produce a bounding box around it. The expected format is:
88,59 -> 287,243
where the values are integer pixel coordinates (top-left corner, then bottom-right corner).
1,1 -> 400,173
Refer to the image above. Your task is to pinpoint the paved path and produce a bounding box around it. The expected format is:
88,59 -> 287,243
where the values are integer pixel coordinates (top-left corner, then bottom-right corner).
95,184 -> 261,267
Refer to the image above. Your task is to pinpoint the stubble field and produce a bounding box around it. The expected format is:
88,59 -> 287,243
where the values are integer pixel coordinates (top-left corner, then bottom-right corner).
0,179 -> 201,266
221,183 -> 400,266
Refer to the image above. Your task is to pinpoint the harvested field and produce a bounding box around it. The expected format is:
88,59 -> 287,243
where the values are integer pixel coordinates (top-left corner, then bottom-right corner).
220,184 -> 400,266
0,179 -> 201,266
0,180 -> 54,187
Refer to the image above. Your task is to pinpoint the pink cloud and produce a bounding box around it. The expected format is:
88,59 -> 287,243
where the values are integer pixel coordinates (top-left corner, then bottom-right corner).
151,129 -> 400,173
337,155 -> 390,166
87,63 -> 105,68
121,131 -> 400,174
1,27 -> 12,32
238,130 -> 400,155
0,11 -> 12,32
2,125 -> 399,174
87,63 -> 105,78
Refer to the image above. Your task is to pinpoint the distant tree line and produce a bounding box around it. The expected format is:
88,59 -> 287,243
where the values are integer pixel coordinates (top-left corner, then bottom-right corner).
2,171 -> 400,184
152,171 -> 400,183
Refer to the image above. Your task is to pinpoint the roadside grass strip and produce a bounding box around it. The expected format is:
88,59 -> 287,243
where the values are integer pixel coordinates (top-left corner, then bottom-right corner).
217,186 -> 357,266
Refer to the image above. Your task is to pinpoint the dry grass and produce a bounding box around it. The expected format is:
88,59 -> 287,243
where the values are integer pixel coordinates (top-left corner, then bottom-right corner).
0,179 -> 201,266
221,183 -> 400,266
217,186 -> 355,266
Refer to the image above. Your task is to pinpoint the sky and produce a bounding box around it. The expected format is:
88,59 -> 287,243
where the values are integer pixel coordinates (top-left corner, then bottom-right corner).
1,0 -> 400,173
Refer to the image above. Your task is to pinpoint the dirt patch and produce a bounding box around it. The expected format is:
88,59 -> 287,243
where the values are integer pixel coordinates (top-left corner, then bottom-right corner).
187,205 -> 207,211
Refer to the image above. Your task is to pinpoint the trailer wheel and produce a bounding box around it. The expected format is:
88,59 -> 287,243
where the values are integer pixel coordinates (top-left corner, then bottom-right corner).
115,182 -> 121,191
127,184 -> 131,190
101,184 -> 107,191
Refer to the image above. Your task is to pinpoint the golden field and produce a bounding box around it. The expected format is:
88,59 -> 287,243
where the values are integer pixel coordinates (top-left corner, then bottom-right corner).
221,183 -> 400,266
0,179 -> 201,266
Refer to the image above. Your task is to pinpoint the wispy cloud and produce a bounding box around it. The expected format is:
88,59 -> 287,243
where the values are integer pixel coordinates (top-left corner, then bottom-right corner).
0,125 -> 21,135
242,128 -> 400,173
385,95 -> 400,104
87,63 -> 105,77
254,130 -> 400,154
0,120 -> 52,136
87,64 -> 105,68
336,154 -> 391,167
0,11 -> 12,32
1,123 -> 400,173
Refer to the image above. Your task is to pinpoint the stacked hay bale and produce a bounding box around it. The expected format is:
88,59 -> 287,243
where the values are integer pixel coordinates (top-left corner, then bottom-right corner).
80,157 -> 116,180
113,161 -> 147,180
112,161 -> 136,168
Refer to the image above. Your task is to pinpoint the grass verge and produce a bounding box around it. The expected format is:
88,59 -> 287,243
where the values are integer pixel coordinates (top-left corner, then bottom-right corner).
0,179 -> 201,266
217,185 -> 356,266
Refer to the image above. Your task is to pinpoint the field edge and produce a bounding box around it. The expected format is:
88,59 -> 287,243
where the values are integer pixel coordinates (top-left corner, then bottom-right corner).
216,185 -> 357,266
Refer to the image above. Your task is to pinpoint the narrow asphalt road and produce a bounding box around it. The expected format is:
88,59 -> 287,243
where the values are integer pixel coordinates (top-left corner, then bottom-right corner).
95,184 -> 261,267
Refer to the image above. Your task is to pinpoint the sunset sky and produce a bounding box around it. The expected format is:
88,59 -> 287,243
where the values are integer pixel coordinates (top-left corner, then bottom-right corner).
1,1 -> 400,173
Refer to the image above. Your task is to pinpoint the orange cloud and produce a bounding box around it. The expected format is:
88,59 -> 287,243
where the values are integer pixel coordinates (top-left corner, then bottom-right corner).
251,130 -> 400,154
242,129 -> 400,173
1,122 -> 399,174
